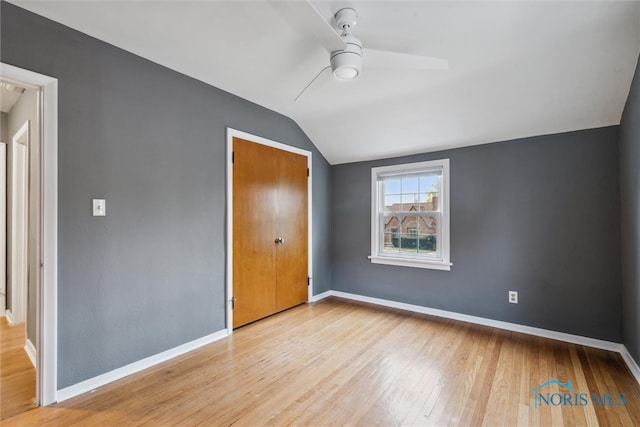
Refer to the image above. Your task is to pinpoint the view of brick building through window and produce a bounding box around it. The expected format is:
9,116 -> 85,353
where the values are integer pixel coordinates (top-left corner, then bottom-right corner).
384,193 -> 439,254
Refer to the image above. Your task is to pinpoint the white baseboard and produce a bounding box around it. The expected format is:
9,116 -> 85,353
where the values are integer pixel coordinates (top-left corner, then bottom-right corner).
317,290 -> 640,386
57,329 -> 229,402
24,338 -> 36,368
53,292 -> 640,403
330,291 -> 621,351
309,290 -> 331,302
5,309 -> 14,325
620,346 -> 640,386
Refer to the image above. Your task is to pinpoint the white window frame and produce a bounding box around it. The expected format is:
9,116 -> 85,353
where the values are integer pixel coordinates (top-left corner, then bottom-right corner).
370,159 -> 451,271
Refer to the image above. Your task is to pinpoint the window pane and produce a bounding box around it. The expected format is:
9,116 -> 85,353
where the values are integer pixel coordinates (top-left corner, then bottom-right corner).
419,174 -> 440,193
417,215 -> 439,256
400,216 -> 419,233
418,174 -> 440,212
418,234 -> 437,254
382,218 -> 400,252
398,216 -> 419,254
402,176 -> 419,194
421,215 -> 438,235
417,193 -> 438,212
383,217 -> 400,234
383,232 -> 399,252
383,178 -> 401,194
401,193 -> 418,205
383,194 -> 401,212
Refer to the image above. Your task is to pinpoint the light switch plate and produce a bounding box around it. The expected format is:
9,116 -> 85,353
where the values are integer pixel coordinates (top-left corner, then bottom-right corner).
92,199 -> 106,216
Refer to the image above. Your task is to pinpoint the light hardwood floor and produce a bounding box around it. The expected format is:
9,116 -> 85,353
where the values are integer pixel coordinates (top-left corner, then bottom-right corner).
3,297 -> 640,426
0,316 -> 36,421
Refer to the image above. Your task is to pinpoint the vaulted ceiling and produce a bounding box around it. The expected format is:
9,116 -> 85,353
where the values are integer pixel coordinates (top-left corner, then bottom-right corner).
10,1 -> 640,164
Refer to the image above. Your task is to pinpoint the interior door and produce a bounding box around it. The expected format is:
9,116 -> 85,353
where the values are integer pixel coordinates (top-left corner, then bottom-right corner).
10,143 -> 29,323
274,148 -> 308,311
232,137 -> 308,328
11,140 -> 29,324
233,138 -> 278,328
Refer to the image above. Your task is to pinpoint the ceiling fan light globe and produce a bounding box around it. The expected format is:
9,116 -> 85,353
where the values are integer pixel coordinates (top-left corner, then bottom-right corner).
330,51 -> 362,80
334,67 -> 359,79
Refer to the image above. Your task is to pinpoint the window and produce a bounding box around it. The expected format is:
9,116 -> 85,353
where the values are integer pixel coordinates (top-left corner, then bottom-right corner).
370,159 -> 451,270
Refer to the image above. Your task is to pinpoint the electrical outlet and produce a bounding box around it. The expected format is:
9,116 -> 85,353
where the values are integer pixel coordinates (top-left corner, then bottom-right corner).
508,291 -> 518,304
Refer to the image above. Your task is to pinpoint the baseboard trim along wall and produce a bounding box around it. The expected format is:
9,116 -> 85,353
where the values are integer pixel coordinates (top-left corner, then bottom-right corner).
5,309 -> 14,325
309,290 -> 332,302
24,338 -> 36,368
57,329 -> 229,402
54,291 -> 640,403
620,346 -> 640,386
320,290 -> 640,386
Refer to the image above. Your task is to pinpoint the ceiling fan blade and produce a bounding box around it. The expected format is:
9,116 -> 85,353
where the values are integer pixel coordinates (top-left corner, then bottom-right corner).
364,48 -> 449,71
272,0 -> 346,53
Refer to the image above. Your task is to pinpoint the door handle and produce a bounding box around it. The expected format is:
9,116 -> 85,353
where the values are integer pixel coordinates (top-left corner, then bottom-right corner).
275,237 -> 285,245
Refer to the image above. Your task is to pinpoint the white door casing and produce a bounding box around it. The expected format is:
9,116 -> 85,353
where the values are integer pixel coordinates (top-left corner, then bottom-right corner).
0,142 -> 6,313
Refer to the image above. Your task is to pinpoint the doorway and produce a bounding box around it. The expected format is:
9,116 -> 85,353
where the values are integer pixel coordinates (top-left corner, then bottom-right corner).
0,62 -> 58,407
0,81 -> 36,420
226,129 -> 312,331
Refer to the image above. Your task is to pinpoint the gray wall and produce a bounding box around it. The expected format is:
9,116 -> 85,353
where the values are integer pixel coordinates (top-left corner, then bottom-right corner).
6,87 -> 39,344
332,127 -> 622,342
1,2 -> 332,388
619,55 -> 640,364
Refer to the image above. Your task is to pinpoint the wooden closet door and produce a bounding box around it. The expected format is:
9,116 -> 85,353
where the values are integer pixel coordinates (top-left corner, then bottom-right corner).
232,137 -> 308,328
275,149 -> 308,311
232,138 -> 277,328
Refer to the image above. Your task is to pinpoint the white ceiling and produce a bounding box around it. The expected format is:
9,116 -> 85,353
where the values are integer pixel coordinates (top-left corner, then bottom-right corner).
0,81 -> 25,113
10,0 -> 640,164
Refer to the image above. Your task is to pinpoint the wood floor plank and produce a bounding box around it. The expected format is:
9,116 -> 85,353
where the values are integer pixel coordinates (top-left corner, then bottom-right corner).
4,297 -> 640,426
0,317 -> 36,421
461,328 -> 504,426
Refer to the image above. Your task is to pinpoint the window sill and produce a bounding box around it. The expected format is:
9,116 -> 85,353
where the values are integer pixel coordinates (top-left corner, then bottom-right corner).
368,255 -> 452,271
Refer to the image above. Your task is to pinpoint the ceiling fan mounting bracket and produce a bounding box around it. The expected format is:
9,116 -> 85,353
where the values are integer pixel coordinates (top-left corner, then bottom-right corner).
334,8 -> 357,31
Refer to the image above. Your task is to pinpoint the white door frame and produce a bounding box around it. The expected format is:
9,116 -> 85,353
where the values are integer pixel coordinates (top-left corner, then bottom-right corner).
0,62 -> 58,406
225,128 -> 313,335
9,121 -> 29,325
0,142 -> 6,314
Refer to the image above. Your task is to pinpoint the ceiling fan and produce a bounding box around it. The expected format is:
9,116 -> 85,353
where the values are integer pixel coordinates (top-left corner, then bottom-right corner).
280,1 -> 449,101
